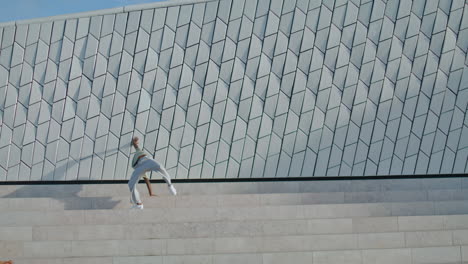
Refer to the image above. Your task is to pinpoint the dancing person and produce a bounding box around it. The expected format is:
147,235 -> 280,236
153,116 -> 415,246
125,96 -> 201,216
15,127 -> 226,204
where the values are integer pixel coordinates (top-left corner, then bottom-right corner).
129,136 -> 177,209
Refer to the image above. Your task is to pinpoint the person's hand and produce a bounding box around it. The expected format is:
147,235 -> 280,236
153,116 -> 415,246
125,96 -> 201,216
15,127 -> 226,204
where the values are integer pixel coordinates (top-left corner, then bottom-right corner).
132,137 -> 139,146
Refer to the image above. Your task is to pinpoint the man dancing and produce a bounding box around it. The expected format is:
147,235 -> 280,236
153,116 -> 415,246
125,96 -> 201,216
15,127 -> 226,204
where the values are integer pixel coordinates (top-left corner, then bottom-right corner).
129,136 -> 177,209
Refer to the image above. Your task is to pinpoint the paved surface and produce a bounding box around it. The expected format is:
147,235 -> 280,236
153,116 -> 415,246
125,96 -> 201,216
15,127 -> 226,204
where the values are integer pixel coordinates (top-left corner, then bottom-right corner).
1,177 -> 468,263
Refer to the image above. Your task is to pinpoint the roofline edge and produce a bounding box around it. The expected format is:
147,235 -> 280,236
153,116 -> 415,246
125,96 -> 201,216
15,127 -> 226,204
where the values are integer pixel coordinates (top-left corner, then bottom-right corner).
0,0 -> 218,27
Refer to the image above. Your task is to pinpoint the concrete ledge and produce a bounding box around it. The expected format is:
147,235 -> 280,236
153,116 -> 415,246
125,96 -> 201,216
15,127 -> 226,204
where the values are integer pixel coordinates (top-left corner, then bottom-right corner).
2,189 -> 468,211
3,201 -> 468,226
1,239 -> 466,259
1,177 -> 467,198
1,218 -> 466,241
0,0 -> 217,27
8,248 -> 468,264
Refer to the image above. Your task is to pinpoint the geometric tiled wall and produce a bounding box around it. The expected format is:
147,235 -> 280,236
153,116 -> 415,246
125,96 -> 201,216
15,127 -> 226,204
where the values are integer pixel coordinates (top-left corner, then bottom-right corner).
0,0 -> 467,181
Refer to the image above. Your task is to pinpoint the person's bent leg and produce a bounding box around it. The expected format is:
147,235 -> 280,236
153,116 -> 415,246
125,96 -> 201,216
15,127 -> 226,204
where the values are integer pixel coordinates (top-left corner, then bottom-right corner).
140,158 -> 177,195
140,158 -> 170,183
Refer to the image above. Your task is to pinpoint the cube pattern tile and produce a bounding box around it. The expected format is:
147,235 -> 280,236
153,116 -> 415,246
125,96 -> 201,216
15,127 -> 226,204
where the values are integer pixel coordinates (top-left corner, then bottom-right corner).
0,0 -> 467,181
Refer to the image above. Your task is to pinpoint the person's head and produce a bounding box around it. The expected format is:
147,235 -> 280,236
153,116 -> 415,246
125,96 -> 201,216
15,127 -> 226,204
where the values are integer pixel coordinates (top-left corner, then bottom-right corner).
133,136 -> 139,145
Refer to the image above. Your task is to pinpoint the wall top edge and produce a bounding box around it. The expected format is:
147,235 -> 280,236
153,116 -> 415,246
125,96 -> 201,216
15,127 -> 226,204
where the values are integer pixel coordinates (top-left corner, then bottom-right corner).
0,0 -> 218,28
1,174 -> 467,185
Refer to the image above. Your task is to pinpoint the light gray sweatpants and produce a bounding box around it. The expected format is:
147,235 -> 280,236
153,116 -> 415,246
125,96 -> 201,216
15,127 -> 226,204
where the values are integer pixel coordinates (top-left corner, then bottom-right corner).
128,156 -> 172,205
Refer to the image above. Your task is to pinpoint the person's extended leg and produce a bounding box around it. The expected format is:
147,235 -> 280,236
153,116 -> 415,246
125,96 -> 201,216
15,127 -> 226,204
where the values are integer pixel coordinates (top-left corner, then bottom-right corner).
128,168 -> 144,207
157,166 -> 177,196
138,157 -> 177,196
158,167 -> 172,185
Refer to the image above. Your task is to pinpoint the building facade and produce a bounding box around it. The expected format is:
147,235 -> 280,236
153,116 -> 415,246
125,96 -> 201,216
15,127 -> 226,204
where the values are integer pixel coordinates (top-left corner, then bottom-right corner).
0,0 -> 467,181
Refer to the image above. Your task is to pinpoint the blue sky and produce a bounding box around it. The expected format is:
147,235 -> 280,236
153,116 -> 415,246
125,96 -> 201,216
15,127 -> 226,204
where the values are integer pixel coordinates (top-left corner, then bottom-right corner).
0,0 -> 166,23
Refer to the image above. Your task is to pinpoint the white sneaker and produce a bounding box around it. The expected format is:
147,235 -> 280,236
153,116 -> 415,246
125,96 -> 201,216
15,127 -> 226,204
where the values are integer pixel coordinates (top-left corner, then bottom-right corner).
130,204 -> 144,210
168,184 -> 177,196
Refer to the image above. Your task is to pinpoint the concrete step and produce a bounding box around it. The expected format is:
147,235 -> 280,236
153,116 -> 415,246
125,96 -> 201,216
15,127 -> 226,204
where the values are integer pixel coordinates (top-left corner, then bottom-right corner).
2,215 -> 468,241
0,249 -> 456,264
1,177 -> 466,198
2,230 -> 468,259
1,188 -> 468,211
9,246 -> 468,264
2,200 -> 468,226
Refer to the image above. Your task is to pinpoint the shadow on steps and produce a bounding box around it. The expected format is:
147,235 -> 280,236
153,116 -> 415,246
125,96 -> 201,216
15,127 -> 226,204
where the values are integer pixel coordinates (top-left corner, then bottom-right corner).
2,185 -> 120,210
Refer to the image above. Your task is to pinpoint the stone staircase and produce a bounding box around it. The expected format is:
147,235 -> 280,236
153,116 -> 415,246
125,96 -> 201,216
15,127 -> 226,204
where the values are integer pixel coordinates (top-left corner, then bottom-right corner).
1,177 -> 468,264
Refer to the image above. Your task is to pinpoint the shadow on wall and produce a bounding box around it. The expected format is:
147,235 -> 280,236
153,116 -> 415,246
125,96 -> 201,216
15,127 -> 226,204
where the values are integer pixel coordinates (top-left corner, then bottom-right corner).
41,146 -> 129,181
